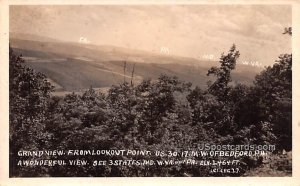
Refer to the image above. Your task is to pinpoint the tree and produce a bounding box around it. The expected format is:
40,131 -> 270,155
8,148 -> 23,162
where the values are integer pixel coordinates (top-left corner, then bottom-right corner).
249,27 -> 292,150
207,44 -> 240,101
9,46 -> 54,176
135,75 -> 191,144
253,54 -> 292,150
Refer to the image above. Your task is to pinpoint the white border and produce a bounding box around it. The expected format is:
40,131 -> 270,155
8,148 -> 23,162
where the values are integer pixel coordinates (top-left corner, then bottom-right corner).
1,0 -> 299,186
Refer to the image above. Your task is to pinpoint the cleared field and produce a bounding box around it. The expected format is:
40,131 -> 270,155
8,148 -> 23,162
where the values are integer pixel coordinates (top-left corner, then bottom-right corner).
11,35 -> 259,92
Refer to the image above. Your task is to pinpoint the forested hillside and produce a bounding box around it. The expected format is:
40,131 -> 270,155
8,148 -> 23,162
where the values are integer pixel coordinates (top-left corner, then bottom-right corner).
9,39 -> 292,177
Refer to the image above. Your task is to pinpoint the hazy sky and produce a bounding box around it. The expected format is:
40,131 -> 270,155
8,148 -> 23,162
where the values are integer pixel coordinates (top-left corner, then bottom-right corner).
10,5 -> 292,65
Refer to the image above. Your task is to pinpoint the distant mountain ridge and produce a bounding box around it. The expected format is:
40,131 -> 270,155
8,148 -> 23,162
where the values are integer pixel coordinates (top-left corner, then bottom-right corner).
10,32 -> 214,66
10,33 -> 261,94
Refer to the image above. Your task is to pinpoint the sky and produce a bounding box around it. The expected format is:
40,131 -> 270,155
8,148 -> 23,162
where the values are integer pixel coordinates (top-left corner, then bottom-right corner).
10,5 -> 292,65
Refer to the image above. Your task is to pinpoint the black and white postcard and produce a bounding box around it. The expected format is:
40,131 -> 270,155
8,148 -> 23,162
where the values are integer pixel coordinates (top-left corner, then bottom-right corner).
0,0 -> 299,185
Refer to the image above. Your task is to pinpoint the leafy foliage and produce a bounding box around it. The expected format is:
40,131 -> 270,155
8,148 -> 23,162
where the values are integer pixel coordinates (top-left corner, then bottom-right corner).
207,44 -> 240,101
252,54 -> 292,150
9,41 -> 292,176
9,46 -> 54,176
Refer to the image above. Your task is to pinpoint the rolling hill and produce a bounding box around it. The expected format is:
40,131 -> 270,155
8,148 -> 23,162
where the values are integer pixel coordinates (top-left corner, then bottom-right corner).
10,33 -> 261,95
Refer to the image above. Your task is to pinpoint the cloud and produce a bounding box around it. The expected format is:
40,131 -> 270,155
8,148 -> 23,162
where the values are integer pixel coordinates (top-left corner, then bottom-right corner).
10,5 -> 291,65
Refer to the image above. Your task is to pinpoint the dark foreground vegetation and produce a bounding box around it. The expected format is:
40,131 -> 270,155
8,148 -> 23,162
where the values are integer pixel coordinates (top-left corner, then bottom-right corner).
9,33 -> 292,177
